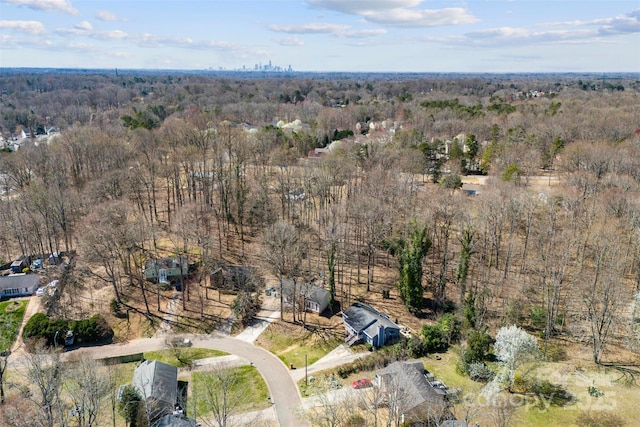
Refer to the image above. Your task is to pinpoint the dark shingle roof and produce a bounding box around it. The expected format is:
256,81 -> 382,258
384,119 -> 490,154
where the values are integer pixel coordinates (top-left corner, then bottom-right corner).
133,360 -> 178,408
0,273 -> 40,291
342,302 -> 399,336
281,279 -> 329,303
377,360 -> 446,413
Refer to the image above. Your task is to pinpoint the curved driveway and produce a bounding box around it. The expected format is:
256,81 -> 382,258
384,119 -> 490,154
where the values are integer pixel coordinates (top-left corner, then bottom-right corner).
52,333 -> 307,427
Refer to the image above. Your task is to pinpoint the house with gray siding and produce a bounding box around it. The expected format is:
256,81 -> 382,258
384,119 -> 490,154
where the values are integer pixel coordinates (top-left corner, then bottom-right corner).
341,302 -> 400,347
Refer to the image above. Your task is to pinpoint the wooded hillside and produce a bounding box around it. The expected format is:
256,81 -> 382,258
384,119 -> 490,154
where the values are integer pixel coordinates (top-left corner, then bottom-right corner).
1,71 -> 640,367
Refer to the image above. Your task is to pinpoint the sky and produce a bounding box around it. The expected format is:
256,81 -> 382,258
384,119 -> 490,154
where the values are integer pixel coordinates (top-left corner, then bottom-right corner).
1,0 -> 639,73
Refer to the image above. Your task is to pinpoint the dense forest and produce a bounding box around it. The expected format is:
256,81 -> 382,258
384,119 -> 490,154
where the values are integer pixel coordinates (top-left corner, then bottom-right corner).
1,70 -> 640,426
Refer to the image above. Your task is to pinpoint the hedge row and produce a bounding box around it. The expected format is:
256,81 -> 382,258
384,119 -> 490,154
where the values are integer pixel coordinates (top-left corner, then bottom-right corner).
22,313 -> 113,347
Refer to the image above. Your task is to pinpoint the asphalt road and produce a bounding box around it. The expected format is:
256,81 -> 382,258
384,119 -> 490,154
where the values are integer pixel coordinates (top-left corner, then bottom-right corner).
47,333 -> 308,427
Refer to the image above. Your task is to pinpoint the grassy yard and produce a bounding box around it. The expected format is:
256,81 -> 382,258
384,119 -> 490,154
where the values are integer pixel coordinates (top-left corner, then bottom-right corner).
255,320 -> 342,369
0,299 -> 28,350
143,348 -> 227,367
189,365 -> 270,417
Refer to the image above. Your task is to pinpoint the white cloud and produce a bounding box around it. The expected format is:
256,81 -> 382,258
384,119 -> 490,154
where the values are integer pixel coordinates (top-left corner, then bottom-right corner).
363,7 -> 478,27
269,23 -> 351,34
275,36 -> 304,46
2,0 -> 78,15
341,28 -> 387,38
457,9 -> 640,47
0,20 -> 46,35
74,20 -> 92,31
269,22 -> 385,38
309,0 -> 422,15
308,0 -> 478,27
95,10 -> 124,22
1,33 -> 52,48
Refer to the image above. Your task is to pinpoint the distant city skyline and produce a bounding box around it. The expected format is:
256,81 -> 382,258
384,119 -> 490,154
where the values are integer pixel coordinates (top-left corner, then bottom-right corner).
1,1 -> 638,73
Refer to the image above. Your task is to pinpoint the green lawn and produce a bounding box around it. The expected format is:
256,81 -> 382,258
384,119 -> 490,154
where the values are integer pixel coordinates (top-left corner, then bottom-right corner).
0,299 -> 28,350
143,348 -> 227,367
189,365 -> 270,417
257,322 -> 342,369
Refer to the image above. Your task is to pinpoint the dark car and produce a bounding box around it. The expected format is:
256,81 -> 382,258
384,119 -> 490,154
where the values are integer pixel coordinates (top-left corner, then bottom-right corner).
352,378 -> 372,389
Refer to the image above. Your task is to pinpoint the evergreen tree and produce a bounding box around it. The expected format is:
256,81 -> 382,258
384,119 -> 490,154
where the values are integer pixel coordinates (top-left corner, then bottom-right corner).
385,220 -> 431,313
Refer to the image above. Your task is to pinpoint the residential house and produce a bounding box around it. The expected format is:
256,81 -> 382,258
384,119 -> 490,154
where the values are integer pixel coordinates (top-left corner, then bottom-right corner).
281,279 -> 330,314
133,360 -> 178,422
341,302 -> 400,347
0,273 -> 40,298
144,257 -> 188,284
209,264 -> 262,292
374,360 -> 455,426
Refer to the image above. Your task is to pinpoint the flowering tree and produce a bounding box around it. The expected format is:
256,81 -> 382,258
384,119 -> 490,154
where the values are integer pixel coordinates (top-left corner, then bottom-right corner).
494,325 -> 540,392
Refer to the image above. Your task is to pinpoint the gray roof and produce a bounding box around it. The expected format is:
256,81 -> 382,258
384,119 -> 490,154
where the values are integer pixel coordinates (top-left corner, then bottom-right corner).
152,414 -> 198,427
211,264 -> 262,290
0,273 -> 40,291
133,360 -> 178,408
342,303 -> 399,337
281,279 -> 329,303
377,360 -> 446,414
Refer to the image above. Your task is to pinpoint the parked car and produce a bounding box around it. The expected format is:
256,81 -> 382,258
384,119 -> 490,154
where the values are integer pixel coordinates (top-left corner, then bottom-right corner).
35,287 -> 46,297
30,259 -> 44,270
48,279 -> 60,288
352,378 -> 372,389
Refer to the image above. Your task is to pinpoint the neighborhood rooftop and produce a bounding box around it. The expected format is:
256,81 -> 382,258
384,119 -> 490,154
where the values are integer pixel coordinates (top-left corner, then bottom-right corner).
342,302 -> 399,336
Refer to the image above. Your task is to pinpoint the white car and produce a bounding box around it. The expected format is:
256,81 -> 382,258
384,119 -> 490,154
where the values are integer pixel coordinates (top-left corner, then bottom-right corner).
49,279 -> 60,288
35,287 -> 46,297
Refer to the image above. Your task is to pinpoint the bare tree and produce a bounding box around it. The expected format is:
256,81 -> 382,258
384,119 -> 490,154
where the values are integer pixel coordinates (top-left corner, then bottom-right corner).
306,387 -> 354,427
262,220 -> 302,321
358,383 -> 385,427
579,222 -> 627,364
20,345 -> 66,427
65,358 -> 110,427
196,363 -> 252,427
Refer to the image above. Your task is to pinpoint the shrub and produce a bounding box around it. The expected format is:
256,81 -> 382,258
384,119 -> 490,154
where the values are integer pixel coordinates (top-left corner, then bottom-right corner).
529,307 -> 546,330
588,386 -> 604,398
468,362 -> 494,383
421,325 -> 447,353
462,329 -> 493,367
22,313 -> 49,340
513,376 -> 574,407
22,313 -> 113,347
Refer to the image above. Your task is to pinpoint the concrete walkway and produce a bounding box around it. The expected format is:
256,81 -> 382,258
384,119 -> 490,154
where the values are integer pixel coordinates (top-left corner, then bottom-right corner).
235,310 -> 281,343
